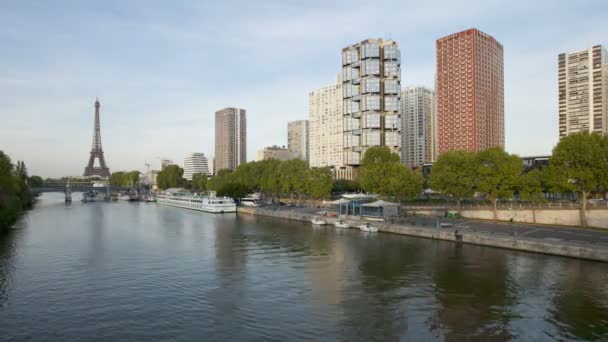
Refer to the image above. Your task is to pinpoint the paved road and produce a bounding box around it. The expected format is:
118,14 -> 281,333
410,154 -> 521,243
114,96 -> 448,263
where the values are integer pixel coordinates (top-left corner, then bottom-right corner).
258,205 -> 608,248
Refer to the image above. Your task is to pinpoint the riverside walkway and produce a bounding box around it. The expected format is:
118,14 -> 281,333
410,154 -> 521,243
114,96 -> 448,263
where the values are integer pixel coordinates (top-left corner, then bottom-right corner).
238,205 -> 608,263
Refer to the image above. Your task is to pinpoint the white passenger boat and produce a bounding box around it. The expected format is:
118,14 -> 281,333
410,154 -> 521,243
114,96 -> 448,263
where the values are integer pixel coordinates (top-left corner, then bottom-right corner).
359,223 -> 378,232
333,219 -> 350,229
311,216 -> 327,226
118,192 -> 140,201
156,192 -> 236,213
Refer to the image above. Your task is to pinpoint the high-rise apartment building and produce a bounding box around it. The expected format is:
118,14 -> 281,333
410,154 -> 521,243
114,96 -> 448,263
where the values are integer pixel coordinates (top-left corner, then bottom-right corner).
215,107 -> 246,171
287,120 -> 309,162
183,153 -> 210,180
436,28 -> 504,155
558,45 -> 608,138
342,38 -> 401,166
309,79 -> 344,168
401,87 -> 436,167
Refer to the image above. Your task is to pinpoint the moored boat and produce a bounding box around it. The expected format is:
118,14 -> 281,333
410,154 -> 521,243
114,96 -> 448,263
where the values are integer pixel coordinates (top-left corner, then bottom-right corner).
333,219 -> 350,229
81,190 -> 99,203
156,190 -> 236,213
359,222 -> 378,232
311,216 -> 327,226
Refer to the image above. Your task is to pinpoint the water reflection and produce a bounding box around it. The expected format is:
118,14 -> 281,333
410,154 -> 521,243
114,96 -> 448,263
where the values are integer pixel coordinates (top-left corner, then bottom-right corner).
430,243 -> 515,340
1,194 -> 608,341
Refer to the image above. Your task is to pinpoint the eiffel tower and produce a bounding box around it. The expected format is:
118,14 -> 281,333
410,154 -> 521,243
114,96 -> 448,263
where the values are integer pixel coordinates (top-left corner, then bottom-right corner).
83,98 -> 111,178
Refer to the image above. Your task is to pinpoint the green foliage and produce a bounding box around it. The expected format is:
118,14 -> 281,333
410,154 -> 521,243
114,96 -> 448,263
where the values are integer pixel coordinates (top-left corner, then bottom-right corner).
0,151 -> 33,232
518,168 -> 546,203
109,171 -> 141,187
428,150 -> 477,206
475,147 -> 522,203
332,179 -> 361,194
28,175 -> 43,188
358,146 -> 422,200
156,165 -> 186,190
191,173 -> 208,192
306,167 -> 333,199
358,146 -> 400,195
278,159 -> 309,197
550,132 -> 608,196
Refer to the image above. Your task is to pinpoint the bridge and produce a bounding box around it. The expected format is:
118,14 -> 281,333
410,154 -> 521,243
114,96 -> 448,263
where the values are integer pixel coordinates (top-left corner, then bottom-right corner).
32,182 -> 133,195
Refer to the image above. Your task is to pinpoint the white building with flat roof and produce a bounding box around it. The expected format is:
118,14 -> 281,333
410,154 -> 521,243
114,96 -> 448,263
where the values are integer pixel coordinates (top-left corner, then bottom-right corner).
309,78 -> 343,168
183,153 -> 210,180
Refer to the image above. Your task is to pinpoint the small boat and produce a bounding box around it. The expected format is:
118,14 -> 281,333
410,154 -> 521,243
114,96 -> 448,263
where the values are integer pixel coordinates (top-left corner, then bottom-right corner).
118,192 -> 140,201
311,216 -> 327,226
144,195 -> 156,202
359,222 -> 378,232
82,190 -> 99,203
333,219 -> 350,229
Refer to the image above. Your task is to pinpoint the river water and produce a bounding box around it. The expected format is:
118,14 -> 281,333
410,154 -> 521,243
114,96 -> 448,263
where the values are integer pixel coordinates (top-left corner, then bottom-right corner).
0,193 -> 607,341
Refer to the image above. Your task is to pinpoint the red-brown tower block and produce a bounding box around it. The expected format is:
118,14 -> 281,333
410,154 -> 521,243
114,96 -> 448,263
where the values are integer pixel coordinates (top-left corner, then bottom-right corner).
436,28 -> 504,155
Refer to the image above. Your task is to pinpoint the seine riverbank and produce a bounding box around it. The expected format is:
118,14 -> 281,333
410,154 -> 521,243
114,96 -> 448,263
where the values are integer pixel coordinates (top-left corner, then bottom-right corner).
237,207 -> 608,263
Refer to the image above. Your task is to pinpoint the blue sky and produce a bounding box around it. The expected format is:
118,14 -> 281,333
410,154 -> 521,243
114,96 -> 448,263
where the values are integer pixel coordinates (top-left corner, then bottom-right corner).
1,0 -> 607,177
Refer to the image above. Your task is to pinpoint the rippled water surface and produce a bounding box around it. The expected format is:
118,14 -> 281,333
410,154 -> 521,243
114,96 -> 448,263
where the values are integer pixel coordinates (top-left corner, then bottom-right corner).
1,194 -> 607,341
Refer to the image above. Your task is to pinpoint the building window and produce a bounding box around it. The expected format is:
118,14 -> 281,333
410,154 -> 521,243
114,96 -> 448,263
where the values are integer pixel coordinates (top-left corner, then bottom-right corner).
385,96 -> 399,111
363,78 -> 380,93
364,113 -> 380,128
365,60 -> 380,75
384,79 -> 399,94
385,61 -> 399,77
364,43 -> 380,58
363,95 -> 380,111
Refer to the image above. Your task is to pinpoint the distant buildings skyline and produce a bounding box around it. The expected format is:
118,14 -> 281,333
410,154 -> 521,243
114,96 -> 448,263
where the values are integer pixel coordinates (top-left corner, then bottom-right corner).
342,38 -> 401,167
436,28 -> 505,155
215,107 -> 247,172
183,152 -> 210,180
309,78 -> 343,169
401,87 -> 436,167
559,45 -> 608,139
287,120 -> 309,162
257,145 -> 299,161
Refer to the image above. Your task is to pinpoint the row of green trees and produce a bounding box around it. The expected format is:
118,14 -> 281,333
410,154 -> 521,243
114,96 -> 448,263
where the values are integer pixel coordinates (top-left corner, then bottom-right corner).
0,151 -> 36,232
429,132 -> 608,226
109,171 -> 141,187
207,159 -> 333,200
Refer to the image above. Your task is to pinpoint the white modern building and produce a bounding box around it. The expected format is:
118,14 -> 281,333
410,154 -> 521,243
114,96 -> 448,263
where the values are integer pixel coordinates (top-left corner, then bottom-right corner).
257,146 -> 299,161
183,153 -> 210,180
401,87 -> 436,167
287,120 -> 309,162
309,78 -> 344,169
342,38 -> 401,166
559,45 -> 608,138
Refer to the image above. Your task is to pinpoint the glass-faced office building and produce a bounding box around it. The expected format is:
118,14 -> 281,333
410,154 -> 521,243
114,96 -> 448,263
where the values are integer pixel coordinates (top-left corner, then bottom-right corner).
341,38 -> 401,166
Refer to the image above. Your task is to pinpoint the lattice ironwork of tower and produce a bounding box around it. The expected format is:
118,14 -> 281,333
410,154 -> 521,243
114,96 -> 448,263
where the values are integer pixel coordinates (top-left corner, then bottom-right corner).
83,98 -> 111,178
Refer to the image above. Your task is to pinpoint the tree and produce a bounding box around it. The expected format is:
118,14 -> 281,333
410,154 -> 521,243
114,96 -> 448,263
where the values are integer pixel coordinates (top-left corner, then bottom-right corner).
428,150 -> 477,212
156,165 -> 186,190
109,172 -> 125,186
358,146 -> 401,195
306,168 -> 333,200
386,163 -> 424,202
550,132 -> 608,227
278,159 -> 309,199
191,173 -> 207,193
332,179 -> 361,194
475,147 -> 523,219
28,175 -> 43,188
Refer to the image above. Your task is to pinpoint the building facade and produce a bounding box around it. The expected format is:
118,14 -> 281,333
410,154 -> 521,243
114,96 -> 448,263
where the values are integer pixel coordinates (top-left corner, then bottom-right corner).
436,28 -> 504,155
287,120 -> 309,162
309,79 -> 344,168
558,45 -> 608,138
256,146 -> 300,161
215,107 -> 247,171
161,159 -> 173,170
401,87 -> 436,167
342,38 -> 401,166
183,153 -> 210,180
